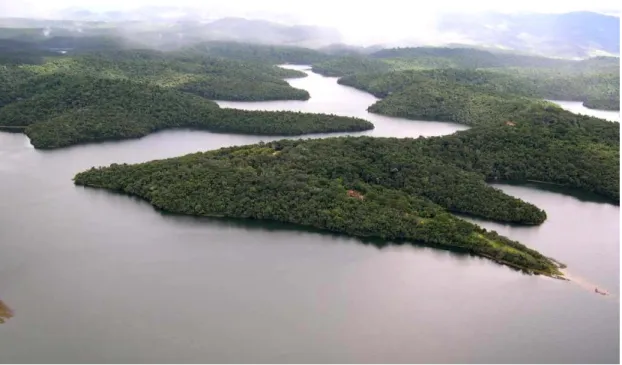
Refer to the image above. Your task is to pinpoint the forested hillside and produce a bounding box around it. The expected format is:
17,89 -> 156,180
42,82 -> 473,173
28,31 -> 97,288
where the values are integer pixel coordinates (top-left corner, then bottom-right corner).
369,47 -> 590,68
338,67 -> 620,110
0,49 -> 310,101
180,41 -> 332,65
310,47 -> 619,111
583,98 -> 620,111
311,56 -> 391,76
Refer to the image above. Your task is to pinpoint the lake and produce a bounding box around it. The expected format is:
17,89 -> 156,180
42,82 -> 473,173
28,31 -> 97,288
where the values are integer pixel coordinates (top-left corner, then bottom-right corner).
0,66 -> 618,363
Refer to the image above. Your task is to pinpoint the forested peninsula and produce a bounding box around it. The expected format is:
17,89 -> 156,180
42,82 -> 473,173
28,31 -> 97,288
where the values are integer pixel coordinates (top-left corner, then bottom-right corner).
0,47 -> 373,148
74,137 -> 564,277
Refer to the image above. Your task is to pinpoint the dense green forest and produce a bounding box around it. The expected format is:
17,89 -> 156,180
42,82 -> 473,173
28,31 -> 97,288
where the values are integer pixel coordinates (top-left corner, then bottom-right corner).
180,41 -> 332,65
583,97 -> 620,110
369,47 -> 610,69
338,68 -> 620,111
74,137 -> 564,276
0,48 -> 310,101
311,56 -> 391,76
0,75 -> 372,149
365,80 -> 553,126
337,69 -> 620,201
422,120 -> 619,202
313,48 -> 620,76
314,49 -> 619,110
0,49 -> 374,148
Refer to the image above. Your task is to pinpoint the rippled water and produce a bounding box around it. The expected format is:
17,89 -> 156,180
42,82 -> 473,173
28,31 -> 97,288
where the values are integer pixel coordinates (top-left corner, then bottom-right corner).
0,66 -> 618,363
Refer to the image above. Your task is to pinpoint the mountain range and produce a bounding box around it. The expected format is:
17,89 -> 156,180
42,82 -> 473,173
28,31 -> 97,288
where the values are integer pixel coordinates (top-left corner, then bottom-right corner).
438,11 -> 620,58
0,7 -> 618,58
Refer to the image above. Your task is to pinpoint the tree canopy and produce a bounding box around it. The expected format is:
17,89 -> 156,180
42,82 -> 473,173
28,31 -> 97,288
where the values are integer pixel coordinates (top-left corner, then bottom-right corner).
0,50 -> 373,148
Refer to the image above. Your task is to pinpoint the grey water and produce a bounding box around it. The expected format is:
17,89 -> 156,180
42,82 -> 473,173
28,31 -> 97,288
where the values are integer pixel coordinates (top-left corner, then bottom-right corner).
0,66 -> 618,363
550,100 -> 619,122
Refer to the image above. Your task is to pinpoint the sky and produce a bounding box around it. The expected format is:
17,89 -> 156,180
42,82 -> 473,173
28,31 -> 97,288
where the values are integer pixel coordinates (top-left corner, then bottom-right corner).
0,0 -> 619,44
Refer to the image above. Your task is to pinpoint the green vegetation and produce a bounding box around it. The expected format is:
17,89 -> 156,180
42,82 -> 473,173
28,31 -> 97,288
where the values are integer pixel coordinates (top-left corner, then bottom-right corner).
73,85 -> 619,273
312,56 -> 391,76
313,47 -> 616,77
422,121 -> 619,203
74,137 -> 564,276
488,67 -> 620,109
315,49 -> 619,110
0,75 -> 372,149
338,68 -> 620,109
369,47 -> 600,68
0,50 -> 373,148
339,70 -> 619,203
182,41 -> 331,65
364,78 -> 557,126
2,42 -> 616,277
583,97 -> 620,111
0,39 -> 58,65
0,49 -> 309,101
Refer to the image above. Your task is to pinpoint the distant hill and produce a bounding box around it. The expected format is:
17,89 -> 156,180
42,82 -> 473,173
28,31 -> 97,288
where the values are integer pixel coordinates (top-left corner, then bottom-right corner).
201,17 -> 341,48
0,16 -> 342,50
438,11 -> 620,58
1,10 -> 618,58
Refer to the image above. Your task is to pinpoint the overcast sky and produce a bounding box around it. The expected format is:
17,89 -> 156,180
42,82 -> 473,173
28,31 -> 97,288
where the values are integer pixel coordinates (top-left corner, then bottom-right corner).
1,0 -> 619,44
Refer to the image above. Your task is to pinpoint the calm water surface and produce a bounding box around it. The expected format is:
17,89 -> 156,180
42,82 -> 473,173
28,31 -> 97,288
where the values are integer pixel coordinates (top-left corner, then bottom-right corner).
0,66 -> 618,363
550,100 -> 620,122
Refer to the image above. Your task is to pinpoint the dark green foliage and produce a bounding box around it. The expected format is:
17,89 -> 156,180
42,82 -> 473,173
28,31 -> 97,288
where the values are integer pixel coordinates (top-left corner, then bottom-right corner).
0,53 -> 373,148
177,76 -> 309,101
74,137 -> 563,276
490,67 -> 620,108
421,122 -> 619,203
0,49 -> 310,104
583,97 -> 620,111
0,39 -> 59,65
312,56 -> 391,76
341,73 -> 620,202
0,76 -> 372,148
339,68 -> 620,107
181,41 -> 331,65
365,79 -> 557,127
369,46 -> 599,68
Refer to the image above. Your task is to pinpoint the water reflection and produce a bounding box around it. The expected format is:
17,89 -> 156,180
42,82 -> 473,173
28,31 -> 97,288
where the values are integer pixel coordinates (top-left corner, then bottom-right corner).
159,210 -> 478,258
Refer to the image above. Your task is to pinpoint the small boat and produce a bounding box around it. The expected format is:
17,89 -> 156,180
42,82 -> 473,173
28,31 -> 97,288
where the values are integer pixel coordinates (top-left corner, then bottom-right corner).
595,288 -> 607,295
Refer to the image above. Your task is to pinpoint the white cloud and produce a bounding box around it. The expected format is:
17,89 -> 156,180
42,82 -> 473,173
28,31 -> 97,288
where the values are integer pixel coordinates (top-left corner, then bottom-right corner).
0,0 -> 618,44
